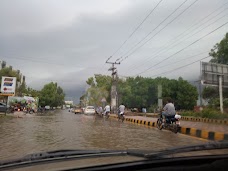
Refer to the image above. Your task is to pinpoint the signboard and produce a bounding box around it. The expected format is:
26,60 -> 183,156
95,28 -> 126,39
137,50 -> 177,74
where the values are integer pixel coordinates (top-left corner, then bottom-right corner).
0,76 -> 16,96
201,62 -> 228,87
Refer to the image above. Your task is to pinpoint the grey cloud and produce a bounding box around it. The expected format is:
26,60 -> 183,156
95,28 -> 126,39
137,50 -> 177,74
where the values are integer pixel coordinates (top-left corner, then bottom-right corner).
0,0 -> 227,104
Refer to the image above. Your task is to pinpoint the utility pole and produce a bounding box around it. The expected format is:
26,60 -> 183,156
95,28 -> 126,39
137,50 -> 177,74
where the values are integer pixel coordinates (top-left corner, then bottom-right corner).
218,75 -> 224,113
106,59 -> 120,114
194,80 -> 202,106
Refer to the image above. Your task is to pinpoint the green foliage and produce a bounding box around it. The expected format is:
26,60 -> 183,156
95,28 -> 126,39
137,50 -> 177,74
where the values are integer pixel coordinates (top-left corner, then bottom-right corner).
176,77 -> 198,110
38,82 -> 65,107
208,98 -> 228,108
81,75 -> 111,106
210,33 -> 228,64
202,86 -> 228,108
0,67 -> 20,84
181,108 -> 228,119
86,87 -> 109,106
147,104 -> 158,113
0,67 -> 65,108
202,86 -> 218,102
86,77 -> 95,86
83,75 -> 198,110
118,76 -> 157,109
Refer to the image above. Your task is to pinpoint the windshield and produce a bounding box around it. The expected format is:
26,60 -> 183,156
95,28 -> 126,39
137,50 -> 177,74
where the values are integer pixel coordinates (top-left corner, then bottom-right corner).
0,0 -> 228,168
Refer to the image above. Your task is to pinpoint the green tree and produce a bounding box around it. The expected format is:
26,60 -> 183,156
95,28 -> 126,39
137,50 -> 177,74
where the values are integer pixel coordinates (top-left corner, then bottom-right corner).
86,87 -> 109,106
83,75 -> 198,110
17,82 -> 27,96
83,75 -> 111,106
0,67 -> 20,84
39,82 -> 65,107
176,77 -> 198,110
210,33 -> 228,64
86,77 -> 95,87
202,86 -> 218,103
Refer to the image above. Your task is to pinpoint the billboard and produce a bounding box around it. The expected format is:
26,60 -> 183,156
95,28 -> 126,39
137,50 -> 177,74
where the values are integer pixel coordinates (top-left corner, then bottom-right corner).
0,76 -> 16,96
201,62 -> 228,87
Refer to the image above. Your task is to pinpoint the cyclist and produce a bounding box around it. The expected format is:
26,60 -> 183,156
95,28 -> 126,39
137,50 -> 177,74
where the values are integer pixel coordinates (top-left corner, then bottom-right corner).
162,98 -> 176,124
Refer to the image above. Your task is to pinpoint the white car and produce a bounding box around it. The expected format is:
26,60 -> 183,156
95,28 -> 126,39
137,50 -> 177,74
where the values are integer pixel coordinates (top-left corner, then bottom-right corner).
84,106 -> 95,115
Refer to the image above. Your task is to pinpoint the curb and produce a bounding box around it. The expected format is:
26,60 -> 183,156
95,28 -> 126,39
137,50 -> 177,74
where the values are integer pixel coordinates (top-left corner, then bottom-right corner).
110,115 -> 228,141
127,113 -> 228,125
181,116 -> 228,125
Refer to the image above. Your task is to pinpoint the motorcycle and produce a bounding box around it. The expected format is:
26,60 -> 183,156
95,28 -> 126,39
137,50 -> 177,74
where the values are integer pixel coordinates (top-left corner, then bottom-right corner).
118,111 -> 125,122
103,111 -> 110,119
23,108 -> 35,114
157,112 -> 181,133
6,106 -> 14,114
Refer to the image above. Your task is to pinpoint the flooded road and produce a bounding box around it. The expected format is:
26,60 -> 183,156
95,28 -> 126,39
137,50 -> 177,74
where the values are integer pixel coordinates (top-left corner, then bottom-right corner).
0,110 -> 206,160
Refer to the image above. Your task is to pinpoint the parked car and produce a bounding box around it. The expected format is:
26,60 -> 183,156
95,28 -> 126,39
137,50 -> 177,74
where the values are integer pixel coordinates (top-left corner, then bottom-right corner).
0,102 -> 7,112
84,106 -> 95,115
74,107 -> 82,114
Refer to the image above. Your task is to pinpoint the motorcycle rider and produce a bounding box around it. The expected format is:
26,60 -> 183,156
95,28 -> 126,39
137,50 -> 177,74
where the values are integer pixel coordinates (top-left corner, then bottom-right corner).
103,104 -> 110,116
162,98 -> 176,124
99,106 -> 103,115
118,104 -> 125,116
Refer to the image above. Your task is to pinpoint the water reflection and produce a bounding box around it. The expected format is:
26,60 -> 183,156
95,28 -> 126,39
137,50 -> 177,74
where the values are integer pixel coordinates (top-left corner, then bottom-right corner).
0,111 -> 206,160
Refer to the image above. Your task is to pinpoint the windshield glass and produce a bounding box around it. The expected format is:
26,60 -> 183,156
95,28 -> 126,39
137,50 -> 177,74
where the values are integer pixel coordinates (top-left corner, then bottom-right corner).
0,0 -> 228,167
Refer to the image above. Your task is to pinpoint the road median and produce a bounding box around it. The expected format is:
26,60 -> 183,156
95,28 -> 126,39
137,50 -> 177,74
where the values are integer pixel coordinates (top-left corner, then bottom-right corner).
109,114 -> 228,141
125,112 -> 228,125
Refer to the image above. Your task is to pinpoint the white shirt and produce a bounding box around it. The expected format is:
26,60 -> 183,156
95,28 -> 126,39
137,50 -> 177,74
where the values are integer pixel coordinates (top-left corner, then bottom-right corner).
104,105 -> 110,112
119,105 -> 125,112
163,103 -> 176,115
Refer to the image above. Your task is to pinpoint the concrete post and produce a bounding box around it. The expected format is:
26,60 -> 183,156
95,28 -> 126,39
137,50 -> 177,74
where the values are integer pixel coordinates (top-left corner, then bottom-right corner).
219,75 -> 223,113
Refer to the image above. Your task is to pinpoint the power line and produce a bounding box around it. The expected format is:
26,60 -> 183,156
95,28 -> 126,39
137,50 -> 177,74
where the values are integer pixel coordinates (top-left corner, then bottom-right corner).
116,0 -> 189,63
113,0 -> 163,62
135,21 -> 228,76
127,4 -> 228,70
119,0 -> 199,63
142,51 -> 208,73
106,0 -> 163,63
150,56 -> 210,78
129,11 -> 227,72
3,56 -> 102,70
126,51 -> 207,76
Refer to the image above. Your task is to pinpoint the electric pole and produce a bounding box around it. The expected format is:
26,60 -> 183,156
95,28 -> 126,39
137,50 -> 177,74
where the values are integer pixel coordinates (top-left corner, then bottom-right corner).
106,59 -> 120,114
194,80 -> 203,107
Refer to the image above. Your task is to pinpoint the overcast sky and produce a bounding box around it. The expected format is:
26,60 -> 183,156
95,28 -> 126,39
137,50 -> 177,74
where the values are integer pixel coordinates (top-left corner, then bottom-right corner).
0,0 -> 227,103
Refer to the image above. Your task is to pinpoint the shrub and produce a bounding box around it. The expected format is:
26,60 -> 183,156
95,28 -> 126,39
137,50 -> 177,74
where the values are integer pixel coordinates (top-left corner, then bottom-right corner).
181,108 -> 228,119
147,104 -> 158,113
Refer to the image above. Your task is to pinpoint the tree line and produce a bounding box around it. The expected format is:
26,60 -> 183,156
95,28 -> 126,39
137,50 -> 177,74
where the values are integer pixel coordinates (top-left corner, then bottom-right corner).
81,75 -> 198,111
0,67 -> 65,107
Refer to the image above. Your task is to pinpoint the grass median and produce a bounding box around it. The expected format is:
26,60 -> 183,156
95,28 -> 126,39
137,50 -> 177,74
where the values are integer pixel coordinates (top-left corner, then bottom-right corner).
180,108 -> 228,119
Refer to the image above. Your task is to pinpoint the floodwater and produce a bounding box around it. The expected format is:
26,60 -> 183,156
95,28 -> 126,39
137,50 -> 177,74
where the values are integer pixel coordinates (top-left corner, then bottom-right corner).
0,110 -> 206,160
